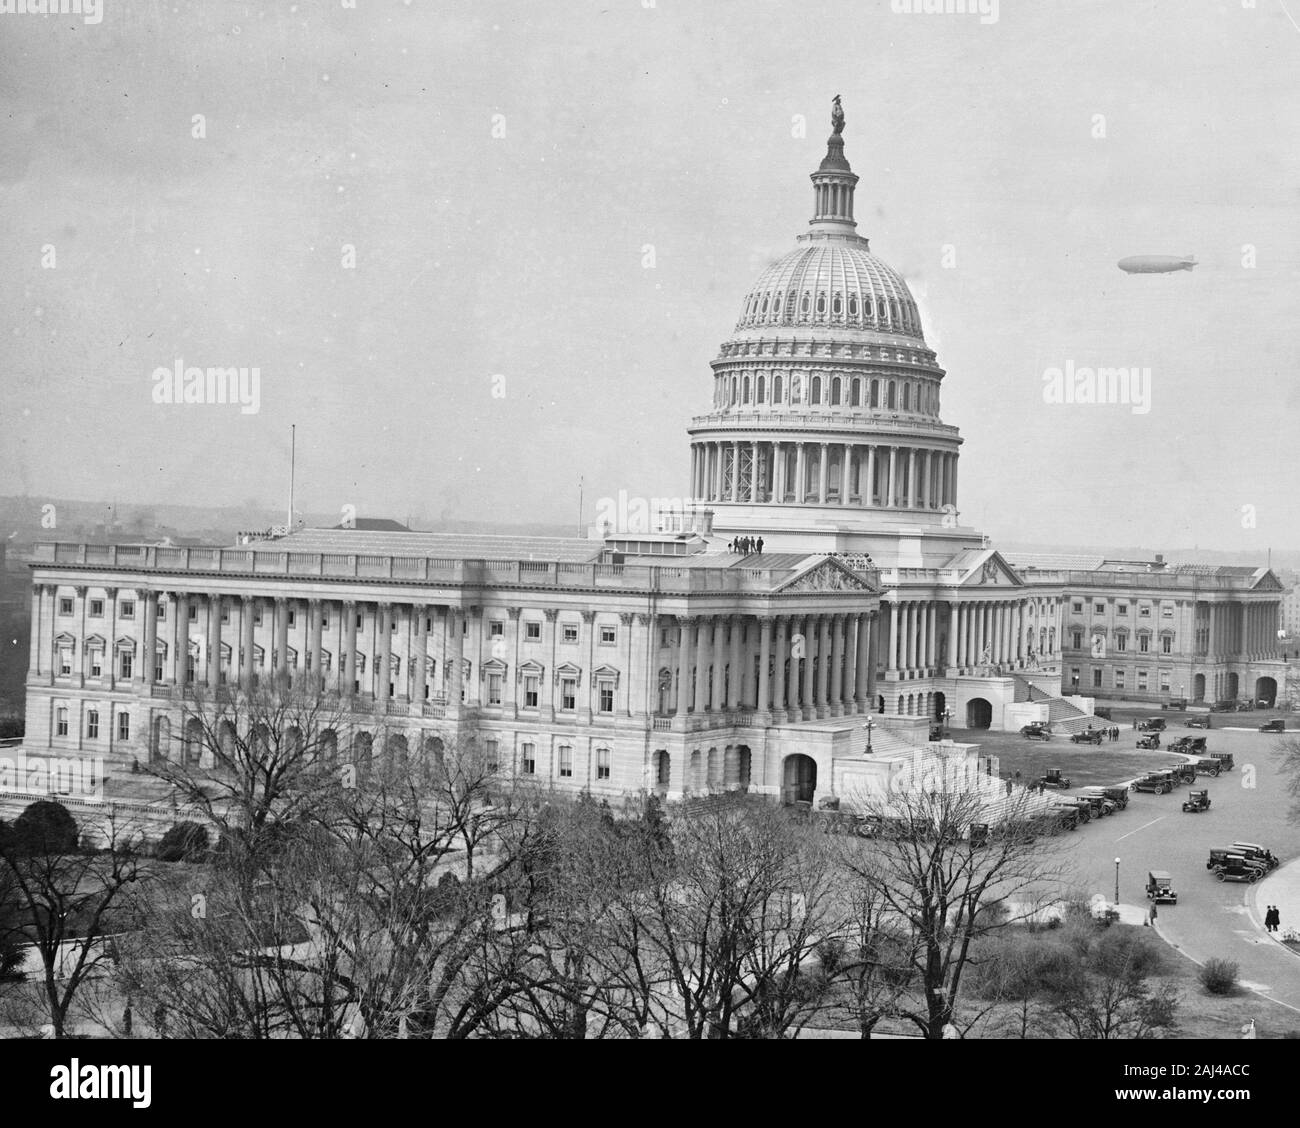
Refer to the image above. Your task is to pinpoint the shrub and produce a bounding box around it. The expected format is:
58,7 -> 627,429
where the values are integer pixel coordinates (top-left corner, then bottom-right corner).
10,800 -> 78,855
1199,958 -> 1240,996
156,821 -> 209,863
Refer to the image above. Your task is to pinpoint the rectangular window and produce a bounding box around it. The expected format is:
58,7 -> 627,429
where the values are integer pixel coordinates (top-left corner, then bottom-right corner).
1071,631 -> 1082,650
488,673 -> 503,705
90,651 -> 102,678
1160,671 -> 1171,691
188,605 -> 197,621
86,710 -> 99,739
1114,669 -> 1126,689
121,598 -> 136,620
59,648 -> 72,676
1094,603 -> 1105,615
562,624 -> 579,643
1138,635 -> 1150,653
525,621 -> 541,641
56,708 -> 68,737
59,597 -> 73,615
156,602 -> 167,621
1161,604 -> 1174,618
1161,636 -> 1173,654
357,613 -> 364,629
661,628 -> 671,646
254,606 -> 264,626
1137,670 -> 1148,691
558,745 -> 573,778
560,678 -> 577,711
89,599 -> 104,617
600,625 -> 617,645
288,609 -> 297,628
1139,605 -> 1151,618
117,712 -> 130,741
154,657 -> 163,682
489,620 -> 504,638
1092,668 -> 1103,688
1116,635 -> 1127,653
596,747 -> 611,781
120,652 -> 134,680
484,738 -> 499,772
221,603 -> 230,624
521,743 -> 536,775
599,683 -> 615,714
1117,604 -> 1128,616
524,676 -> 539,708
1071,601 -> 1082,614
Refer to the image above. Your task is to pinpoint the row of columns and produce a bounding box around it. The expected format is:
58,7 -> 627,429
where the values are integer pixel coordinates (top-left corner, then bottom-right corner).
691,440 -> 957,511
883,597 -> 1062,674
669,611 -> 878,721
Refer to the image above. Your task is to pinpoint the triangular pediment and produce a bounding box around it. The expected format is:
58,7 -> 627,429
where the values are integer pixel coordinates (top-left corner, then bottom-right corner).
959,550 -> 1023,588
115,635 -> 138,651
519,659 -> 544,676
53,632 -> 76,646
83,633 -> 106,648
1251,569 -> 1284,592
592,664 -> 621,679
777,557 -> 876,594
555,661 -> 583,678
482,657 -> 508,673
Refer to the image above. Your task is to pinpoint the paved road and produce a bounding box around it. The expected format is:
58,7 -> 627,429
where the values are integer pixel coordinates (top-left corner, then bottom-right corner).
1063,720 -> 1300,1013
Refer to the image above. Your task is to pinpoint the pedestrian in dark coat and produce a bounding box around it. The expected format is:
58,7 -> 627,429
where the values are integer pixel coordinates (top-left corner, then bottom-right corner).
757,536 -> 764,554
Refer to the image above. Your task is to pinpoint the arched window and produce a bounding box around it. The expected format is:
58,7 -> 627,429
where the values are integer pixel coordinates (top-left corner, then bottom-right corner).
832,294 -> 843,317
887,381 -> 897,410
800,293 -> 810,316
850,378 -> 862,407
756,374 -> 766,404
742,374 -> 751,403
848,294 -> 859,319
730,377 -> 738,405
810,375 -> 822,404
830,377 -> 842,406
902,383 -> 911,411
870,379 -> 879,408
889,298 -> 900,324
761,295 -> 769,315
815,293 -> 826,317
773,374 -> 783,403
863,296 -> 874,323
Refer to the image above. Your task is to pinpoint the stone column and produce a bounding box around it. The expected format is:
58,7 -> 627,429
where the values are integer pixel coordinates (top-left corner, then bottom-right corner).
948,601 -> 959,669
28,585 -> 43,678
730,442 -> 741,503
771,616 -> 787,714
239,597 -> 255,691
926,601 -> 937,672
889,601 -> 900,672
817,443 -> 829,504
727,615 -> 743,709
840,444 -> 852,506
866,611 -> 879,704
757,616 -> 773,713
865,445 -> 876,506
694,616 -> 713,713
888,447 -> 898,507
308,599 -> 324,693
800,615 -> 816,718
674,616 -> 692,718
772,442 -> 785,502
921,451 -> 932,509
816,615 -> 831,714
414,604 -> 430,707
795,443 -> 806,502
830,614 -> 845,716
375,604 -> 391,709
173,591 -> 189,686
143,590 -> 158,689
1207,603 -> 1217,659
205,594 -> 222,690
785,616 -> 801,715
342,601 -> 357,697
750,441 -> 760,502
448,607 -> 466,711
271,597 -> 288,687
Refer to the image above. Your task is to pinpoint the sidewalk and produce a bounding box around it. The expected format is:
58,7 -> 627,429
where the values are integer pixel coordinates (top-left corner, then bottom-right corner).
1250,855 -> 1300,954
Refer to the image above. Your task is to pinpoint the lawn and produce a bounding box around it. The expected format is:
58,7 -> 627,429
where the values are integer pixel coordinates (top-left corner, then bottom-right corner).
949,727 -> 1186,790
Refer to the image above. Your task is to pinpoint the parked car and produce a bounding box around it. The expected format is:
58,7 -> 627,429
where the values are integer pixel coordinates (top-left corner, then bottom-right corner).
1136,733 -> 1161,750
1181,789 -> 1211,813
1171,763 -> 1197,785
1132,773 -> 1173,795
968,822 -> 990,847
1036,768 -> 1071,790
1138,718 -> 1167,732
1020,722 -> 1052,741
1207,848 -> 1266,875
1214,861 -> 1261,884
1209,751 -> 1234,772
1231,842 -> 1279,870
1163,697 -> 1188,710
1193,756 -> 1223,777
1259,718 -> 1286,733
1083,785 -> 1130,811
1186,715 -> 1211,729
1054,799 -> 1093,824
1236,701 -> 1254,712
1048,803 -> 1082,830
1146,870 -> 1177,904
1078,793 -> 1117,818
1169,736 -> 1207,755
1210,701 -> 1237,713
1071,729 -> 1104,745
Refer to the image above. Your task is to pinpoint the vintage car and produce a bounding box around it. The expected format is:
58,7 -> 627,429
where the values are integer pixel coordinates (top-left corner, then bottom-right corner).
1209,751 -> 1235,772
1207,848 -> 1267,875
1214,861 -> 1261,884
1186,715 -> 1211,729
1168,736 -> 1208,755
1259,718 -> 1286,733
1231,842 -> 1280,871
1135,733 -> 1161,750
1077,793 -> 1117,818
1132,772 -> 1173,795
1171,763 -> 1197,785
1070,729 -> 1104,745
1210,701 -> 1237,713
1020,722 -> 1052,741
1083,785 -> 1130,811
1236,701 -> 1255,711
1162,697 -> 1189,711
968,822 -> 990,847
1146,871 -> 1177,904
1193,756 -> 1223,777
1036,768 -> 1072,790
1138,718 -> 1167,732
1181,789 -> 1211,813
1047,804 -> 1081,831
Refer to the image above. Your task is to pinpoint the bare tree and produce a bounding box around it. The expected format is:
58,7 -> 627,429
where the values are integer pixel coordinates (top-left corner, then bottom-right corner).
0,807 -> 148,1038
1274,735 -> 1300,827
838,774 -> 1068,1039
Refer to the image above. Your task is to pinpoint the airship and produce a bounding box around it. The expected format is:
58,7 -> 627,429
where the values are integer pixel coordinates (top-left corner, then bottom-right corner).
1117,255 -> 1197,274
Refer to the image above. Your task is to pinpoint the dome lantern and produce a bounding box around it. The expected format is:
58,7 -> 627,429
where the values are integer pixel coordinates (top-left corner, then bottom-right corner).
810,94 -> 859,233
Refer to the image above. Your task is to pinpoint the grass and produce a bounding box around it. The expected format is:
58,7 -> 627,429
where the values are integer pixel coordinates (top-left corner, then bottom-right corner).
949,727 -> 1185,790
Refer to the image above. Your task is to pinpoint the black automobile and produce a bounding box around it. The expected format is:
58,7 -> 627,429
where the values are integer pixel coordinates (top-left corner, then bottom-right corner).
1207,848 -> 1266,875
1231,842 -> 1280,870
1193,756 -> 1222,777
1214,861 -> 1261,884
1260,718 -> 1286,733
1078,793 -> 1117,818
1210,701 -> 1236,713
1135,733 -> 1161,750
1132,773 -> 1173,795
1020,722 -> 1052,741
1209,752 -> 1235,772
1169,736 -> 1207,755
1186,715 -> 1211,729
1083,785 -> 1129,811
1138,718 -> 1167,732
1036,768 -> 1072,790
1070,729 -> 1104,745
1181,789 -> 1211,813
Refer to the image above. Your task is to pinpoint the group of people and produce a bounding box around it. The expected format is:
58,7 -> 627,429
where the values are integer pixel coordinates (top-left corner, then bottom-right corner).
1264,904 -> 1284,934
729,535 -> 764,555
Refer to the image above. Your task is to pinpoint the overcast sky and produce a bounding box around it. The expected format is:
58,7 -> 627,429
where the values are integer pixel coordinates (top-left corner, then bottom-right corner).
2,0 -> 1297,551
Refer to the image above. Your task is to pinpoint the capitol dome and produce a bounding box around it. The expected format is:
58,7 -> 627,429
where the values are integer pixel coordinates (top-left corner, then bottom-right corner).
735,241 -> 924,340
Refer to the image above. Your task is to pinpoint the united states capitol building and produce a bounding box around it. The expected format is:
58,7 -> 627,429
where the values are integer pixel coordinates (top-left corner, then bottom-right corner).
15,102 -> 1289,810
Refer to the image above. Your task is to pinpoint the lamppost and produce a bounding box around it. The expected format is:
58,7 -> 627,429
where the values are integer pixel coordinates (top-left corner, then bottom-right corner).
942,708 -> 952,738
864,716 -> 874,756
1114,857 -> 1121,906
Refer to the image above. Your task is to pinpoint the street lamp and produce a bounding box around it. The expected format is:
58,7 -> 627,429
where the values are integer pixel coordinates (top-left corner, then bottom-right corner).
864,716 -> 874,756
1114,857 -> 1121,906
942,709 -> 952,738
